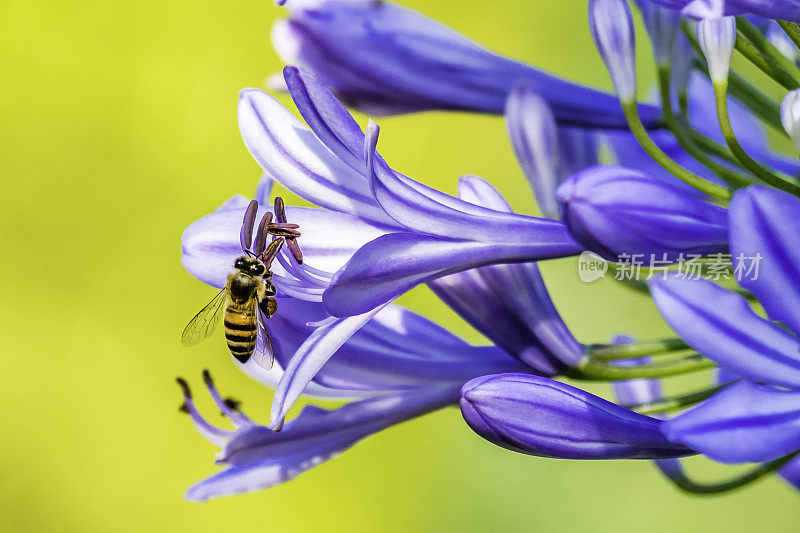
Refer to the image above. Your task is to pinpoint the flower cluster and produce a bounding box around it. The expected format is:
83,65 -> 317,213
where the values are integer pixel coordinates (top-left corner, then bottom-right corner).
178,0 -> 800,500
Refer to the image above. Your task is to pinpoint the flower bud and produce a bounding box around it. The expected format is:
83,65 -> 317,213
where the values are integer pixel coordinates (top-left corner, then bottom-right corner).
781,89 -> 800,152
590,0 -> 637,102
460,373 -> 693,459
697,17 -> 737,83
505,86 -> 561,219
556,165 -> 729,262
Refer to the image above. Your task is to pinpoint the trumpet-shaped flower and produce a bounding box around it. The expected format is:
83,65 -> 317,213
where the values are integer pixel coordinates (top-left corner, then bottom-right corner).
270,0 -> 662,128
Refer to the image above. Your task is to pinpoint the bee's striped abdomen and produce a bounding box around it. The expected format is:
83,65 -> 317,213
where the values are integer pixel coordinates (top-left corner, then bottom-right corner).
224,302 -> 257,363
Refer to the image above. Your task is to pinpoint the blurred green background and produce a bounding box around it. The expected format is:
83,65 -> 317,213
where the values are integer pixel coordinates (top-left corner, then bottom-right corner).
1,0 -> 797,531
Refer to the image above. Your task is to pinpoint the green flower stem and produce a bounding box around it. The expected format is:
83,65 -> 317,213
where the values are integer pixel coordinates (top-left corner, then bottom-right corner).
658,66 -> 754,188
566,355 -> 715,381
733,33 -> 799,90
621,100 -> 731,200
778,21 -> 800,50
738,18 -> 800,85
628,383 -> 731,415
664,450 -> 800,495
588,337 -> 690,361
713,81 -> 800,195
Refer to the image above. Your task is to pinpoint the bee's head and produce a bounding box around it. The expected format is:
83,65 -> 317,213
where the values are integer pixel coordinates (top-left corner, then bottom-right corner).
234,255 -> 266,277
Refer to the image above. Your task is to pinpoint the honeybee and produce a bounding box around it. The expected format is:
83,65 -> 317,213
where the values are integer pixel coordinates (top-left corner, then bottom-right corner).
181,198 -> 301,369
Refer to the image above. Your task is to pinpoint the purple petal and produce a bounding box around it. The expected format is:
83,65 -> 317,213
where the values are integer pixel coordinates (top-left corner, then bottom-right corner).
270,304 -> 387,428
651,276 -> 800,388
460,373 -> 693,459
237,87 -> 395,226
186,384 -> 457,501
729,186 -> 800,337
663,381 -> 800,464
273,0 -> 663,128
779,456 -> 800,491
428,176 -> 584,374
323,231 -> 582,317
269,298 -> 525,391
181,205 -> 390,289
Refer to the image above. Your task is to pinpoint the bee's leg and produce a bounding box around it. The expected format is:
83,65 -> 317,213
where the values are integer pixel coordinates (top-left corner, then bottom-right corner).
259,296 -> 278,318
264,280 -> 276,297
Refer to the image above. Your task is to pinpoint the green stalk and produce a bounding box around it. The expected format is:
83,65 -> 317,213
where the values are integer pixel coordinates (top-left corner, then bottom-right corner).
622,100 -> 731,200
737,17 -> 800,85
713,81 -> 800,195
566,355 -> 715,381
778,20 -> 800,50
733,33 -> 799,90
627,384 -> 731,415
664,450 -> 800,495
588,337 -> 690,361
658,66 -> 754,188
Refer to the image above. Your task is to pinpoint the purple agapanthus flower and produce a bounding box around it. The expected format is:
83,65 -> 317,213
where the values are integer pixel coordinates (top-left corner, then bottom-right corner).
647,0 -> 800,22
180,61 -> 597,491
269,0 -> 662,128
651,186 -> 800,464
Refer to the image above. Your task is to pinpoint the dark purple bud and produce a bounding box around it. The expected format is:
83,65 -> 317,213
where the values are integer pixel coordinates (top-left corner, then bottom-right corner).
556,166 -> 728,262
460,373 -> 694,459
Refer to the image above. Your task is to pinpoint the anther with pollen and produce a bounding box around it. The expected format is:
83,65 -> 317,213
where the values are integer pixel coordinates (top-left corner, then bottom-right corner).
273,196 -> 303,263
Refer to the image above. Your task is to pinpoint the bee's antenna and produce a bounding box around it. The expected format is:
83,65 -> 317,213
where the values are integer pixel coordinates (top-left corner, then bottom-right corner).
253,211 -> 274,257
239,200 -> 259,253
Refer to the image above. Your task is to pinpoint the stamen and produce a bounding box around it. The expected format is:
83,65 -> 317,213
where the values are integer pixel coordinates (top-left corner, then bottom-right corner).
274,196 -> 287,223
239,200 -> 259,252
252,211 -> 273,257
202,370 -> 253,427
176,378 -> 234,447
286,239 -> 304,264
261,237 -> 285,270
275,247 -> 329,288
306,316 -> 339,328
272,277 -> 325,302
266,223 -> 301,238
271,196 -> 303,263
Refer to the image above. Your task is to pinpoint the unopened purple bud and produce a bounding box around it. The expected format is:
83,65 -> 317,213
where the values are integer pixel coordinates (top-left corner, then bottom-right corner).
697,17 -> 737,83
589,0 -> 637,102
556,166 -> 729,262
505,86 -> 561,219
781,90 -> 800,152
460,373 -> 693,459
635,1 -> 681,65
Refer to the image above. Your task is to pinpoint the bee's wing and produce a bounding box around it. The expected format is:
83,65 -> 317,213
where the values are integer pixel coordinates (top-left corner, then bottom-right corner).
252,307 -> 275,370
181,289 -> 227,347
